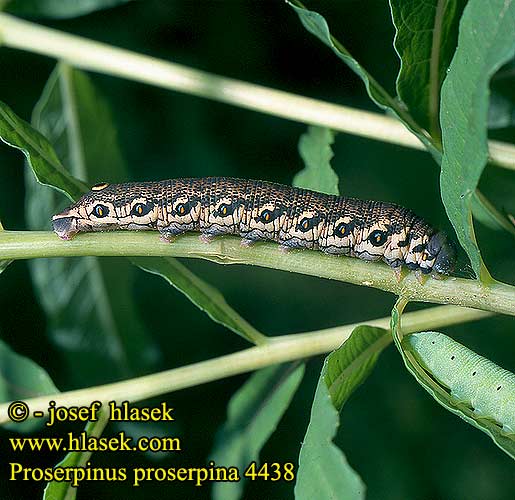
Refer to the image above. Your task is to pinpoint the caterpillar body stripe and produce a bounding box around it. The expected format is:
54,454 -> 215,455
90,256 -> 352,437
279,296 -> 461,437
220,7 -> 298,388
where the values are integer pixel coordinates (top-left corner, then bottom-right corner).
407,332 -> 515,435
51,177 -> 455,275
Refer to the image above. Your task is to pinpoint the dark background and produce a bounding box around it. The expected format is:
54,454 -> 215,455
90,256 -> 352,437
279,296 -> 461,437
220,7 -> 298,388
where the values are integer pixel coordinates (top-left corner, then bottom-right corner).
1,1 -> 514,499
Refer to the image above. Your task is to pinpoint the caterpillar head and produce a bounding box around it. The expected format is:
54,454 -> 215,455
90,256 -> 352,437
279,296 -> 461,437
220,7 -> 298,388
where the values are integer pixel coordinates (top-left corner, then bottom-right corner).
52,182 -> 158,240
427,231 -> 456,275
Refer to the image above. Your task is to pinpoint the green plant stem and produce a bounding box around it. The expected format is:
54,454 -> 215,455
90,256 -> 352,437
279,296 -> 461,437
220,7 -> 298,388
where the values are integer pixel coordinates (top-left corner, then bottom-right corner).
0,304 -> 490,424
0,13 -> 513,170
1,230 -> 514,316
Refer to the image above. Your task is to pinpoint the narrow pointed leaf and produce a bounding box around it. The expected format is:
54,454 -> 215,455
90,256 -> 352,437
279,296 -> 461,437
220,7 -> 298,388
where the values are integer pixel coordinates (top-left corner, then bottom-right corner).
133,257 -> 267,345
286,0 -> 436,155
440,0 -> 515,281
210,363 -> 305,500
293,126 -> 339,195
0,100 -> 87,201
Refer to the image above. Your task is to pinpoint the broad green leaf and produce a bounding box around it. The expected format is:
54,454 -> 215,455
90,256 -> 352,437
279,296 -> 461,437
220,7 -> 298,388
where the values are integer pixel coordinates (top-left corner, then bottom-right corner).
210,363 -> 305,500
391,299 -> 515,460
0,100 -> 87,201
286,0 -> 436,156
440,0 -> 515,282
295,355 -> 364,500
5,0 -> 133,19
325,325 -> 389,411
0,337 -> 59,433
293,126 -> 339,195
26,63 -> 159,385
44,409 -> 110,500
133,257 -> 267,345
0,219 -> 12,275
390,0 -> 466,138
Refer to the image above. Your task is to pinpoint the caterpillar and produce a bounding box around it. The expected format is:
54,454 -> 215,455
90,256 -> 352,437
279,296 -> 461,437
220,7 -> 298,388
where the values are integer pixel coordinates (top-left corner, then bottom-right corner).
51,177 -> 455,276
407,331 -> 515,435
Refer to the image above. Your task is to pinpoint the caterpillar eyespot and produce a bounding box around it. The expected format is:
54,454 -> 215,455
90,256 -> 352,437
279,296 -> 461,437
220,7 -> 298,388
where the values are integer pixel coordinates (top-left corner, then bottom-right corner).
92,204 -> 109,218
298,217 -> 315,232
131,202 -> 153,217
217,203 -> 235,217
175,202 -> 191,216
261,210 -> 272,223
369,229 -> 387,247
407,331 -> 515,436
51,177 -> 455,276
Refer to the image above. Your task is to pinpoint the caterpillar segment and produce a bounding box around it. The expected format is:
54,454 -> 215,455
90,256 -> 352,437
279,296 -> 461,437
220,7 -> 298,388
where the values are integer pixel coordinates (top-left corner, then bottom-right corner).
51,177 -> 456,278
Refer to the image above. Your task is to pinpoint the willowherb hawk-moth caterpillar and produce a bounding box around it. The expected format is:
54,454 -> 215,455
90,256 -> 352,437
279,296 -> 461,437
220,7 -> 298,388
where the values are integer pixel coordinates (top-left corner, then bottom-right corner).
51,177 -> 456,276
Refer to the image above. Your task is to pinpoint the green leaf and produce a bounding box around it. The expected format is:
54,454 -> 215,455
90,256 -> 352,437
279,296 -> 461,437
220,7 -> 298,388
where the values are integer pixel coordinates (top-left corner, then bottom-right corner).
26,63 -> 159,385
295,355 -> 365,500
325,325 -> 389,411
133,257 -> 267,345
0,100 -> 87,201
44,409 -> 110,500
286,0 -> 436,156
0,337 -> 59,433
390,0 -> 466,138
440,0 -> 515,282
5,0 -> 133,19
391,299 -> 515,460
210,363 -> 305,500
293,126 -> 339,195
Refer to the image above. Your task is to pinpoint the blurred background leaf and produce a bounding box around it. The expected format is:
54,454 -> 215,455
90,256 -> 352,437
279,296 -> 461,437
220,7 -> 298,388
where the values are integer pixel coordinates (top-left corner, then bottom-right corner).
4,0 -> 134,19
26,63 -> 160,387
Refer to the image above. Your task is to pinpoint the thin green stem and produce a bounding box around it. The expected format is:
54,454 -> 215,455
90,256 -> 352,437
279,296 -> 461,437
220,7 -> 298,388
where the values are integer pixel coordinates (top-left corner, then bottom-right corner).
0,304 -> 491,424
0,13 -> 513,170
1,230 -> 514,316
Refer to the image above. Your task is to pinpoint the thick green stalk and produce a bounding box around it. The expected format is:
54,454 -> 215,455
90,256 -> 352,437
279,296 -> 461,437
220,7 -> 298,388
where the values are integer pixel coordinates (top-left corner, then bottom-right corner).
0,304 -> 491,424
1,230 -> 514,316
